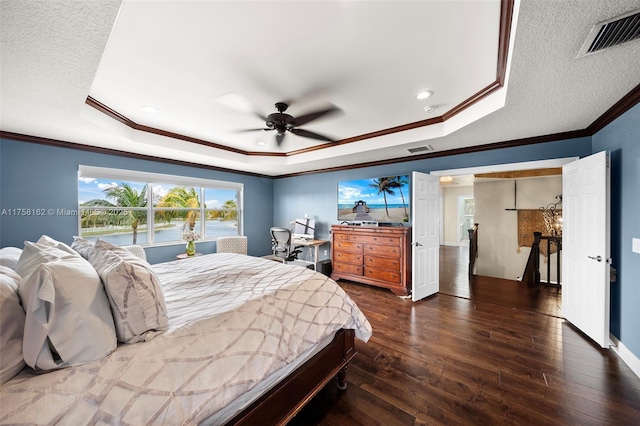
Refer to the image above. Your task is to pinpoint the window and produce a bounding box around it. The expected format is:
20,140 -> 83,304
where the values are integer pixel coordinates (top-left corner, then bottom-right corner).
78,166 -> 243,246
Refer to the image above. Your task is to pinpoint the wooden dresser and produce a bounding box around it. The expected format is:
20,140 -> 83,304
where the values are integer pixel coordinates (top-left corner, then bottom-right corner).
331,225 -> 411,296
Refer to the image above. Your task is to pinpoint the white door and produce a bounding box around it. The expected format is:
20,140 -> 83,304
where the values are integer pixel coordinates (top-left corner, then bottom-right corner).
562,151 -> 610,348
412,172 -> 440,301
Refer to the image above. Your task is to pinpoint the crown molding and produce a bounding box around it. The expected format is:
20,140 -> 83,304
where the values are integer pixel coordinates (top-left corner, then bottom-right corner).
3,80 -> 638,179
0,131 -> 272,178
85,0 -> 515,158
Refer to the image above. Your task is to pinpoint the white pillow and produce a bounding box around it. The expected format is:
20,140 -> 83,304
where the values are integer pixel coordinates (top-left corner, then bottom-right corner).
89,239 -> 169,343
36,235 -> 76,255
70,236 -> 95,259
16,242 -> 116,370
0,266 -> 26,384
14,240 -> 70,278
0,247 -> 23,269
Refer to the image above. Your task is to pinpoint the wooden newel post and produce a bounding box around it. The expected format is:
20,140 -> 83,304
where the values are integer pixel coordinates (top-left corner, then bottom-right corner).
533,232 -> 541,286
468,223 -> 479,277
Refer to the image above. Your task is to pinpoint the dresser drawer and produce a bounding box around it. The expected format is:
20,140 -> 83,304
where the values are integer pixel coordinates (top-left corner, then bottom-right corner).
334,251 -> 363,265
333,241 -> 363,253
331,225 -> 410,297
333,233 -> 351,242
364,268 -> 401,284
365,244 -> 401,257
333,262 -> 363,276
364,256 -> 400,271
353,235 -> 400,246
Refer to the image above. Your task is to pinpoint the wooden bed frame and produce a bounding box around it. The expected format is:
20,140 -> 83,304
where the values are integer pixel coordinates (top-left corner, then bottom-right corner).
227,329 -> 356,425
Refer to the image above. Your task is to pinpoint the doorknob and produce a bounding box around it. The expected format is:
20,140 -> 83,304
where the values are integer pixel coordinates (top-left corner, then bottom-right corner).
588,255 -> 602,262
414,242 -> 423,246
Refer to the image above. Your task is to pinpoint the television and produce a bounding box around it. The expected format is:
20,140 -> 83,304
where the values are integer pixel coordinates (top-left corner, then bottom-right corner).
292,218 -> 315,240
337,176 -> 410,223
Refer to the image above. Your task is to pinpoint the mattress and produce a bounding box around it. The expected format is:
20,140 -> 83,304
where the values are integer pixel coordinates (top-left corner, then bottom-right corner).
0,253 -> 372,425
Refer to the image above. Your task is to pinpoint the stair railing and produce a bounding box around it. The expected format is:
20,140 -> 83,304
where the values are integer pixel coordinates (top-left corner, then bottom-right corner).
522,231 -> 561,287
468,223 -> 479,277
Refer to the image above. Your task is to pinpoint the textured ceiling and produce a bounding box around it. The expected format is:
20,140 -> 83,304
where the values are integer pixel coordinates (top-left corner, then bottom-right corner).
1,0 -> 639,177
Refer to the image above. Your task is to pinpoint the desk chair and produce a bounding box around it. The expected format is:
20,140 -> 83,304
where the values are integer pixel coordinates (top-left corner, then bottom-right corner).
263,227 -> 314,269
270,227 -> 293,260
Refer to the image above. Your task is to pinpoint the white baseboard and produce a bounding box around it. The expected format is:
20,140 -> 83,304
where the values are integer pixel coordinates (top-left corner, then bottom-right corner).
609,333 -> 640,379
443,242 -> 459,247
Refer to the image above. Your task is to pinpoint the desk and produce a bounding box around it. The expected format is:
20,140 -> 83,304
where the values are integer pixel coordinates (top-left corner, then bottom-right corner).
291,239 -> 329,267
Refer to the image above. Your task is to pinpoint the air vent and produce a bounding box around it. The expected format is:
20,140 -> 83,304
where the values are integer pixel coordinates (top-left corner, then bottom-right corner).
577,9 -> 640,58
407,145 -> 433,153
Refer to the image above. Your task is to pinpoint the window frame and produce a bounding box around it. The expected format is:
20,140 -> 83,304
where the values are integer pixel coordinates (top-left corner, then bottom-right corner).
78,165 -> 243,247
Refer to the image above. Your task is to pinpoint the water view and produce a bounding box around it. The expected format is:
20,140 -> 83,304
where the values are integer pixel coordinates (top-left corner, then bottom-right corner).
81,220 -> 238,246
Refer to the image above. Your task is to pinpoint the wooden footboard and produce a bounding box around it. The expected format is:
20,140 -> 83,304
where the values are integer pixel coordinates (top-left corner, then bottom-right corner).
226,329 -> 357,425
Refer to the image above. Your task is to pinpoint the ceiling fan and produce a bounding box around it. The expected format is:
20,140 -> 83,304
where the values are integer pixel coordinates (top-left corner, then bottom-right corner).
240,102 -> 341,146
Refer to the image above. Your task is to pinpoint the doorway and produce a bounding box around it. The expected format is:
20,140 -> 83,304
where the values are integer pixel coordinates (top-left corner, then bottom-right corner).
433,158 -> 576,317
457,195 -> 474,247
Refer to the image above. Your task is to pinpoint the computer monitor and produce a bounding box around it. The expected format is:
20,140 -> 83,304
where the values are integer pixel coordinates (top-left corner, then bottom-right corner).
292,218 -> 315,240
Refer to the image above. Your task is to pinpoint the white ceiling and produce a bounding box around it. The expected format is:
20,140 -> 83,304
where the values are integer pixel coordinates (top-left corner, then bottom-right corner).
1,0 -> 639,177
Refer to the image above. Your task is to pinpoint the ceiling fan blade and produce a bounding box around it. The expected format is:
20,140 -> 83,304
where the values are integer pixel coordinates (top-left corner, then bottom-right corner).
290,128 -> 335,142
211,92 -> 270,122
293,104 -> 342,127
275,133 -> 285,146
254,112 -> 268,122
236,128 -> 271,133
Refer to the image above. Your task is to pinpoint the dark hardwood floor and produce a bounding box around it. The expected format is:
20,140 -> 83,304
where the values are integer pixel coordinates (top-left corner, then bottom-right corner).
440,245 -> 563,318
290,246 -> 640,425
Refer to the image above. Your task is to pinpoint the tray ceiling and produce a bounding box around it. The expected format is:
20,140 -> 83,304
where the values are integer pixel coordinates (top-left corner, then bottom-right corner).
1,0 -> 639,176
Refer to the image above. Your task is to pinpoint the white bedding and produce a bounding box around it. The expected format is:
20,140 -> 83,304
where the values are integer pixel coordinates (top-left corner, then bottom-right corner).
0,253 -> 372,425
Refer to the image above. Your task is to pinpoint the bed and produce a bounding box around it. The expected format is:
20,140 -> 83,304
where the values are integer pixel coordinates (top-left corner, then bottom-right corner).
0,239 -> 372,425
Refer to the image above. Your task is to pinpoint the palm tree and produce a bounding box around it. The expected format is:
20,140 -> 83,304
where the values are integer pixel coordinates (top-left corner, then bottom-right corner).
389,176 -> 409,217
157,187 -> 200,229
83,183 -> 148,244
222,199 -> 237,221
370,177 -> 396,217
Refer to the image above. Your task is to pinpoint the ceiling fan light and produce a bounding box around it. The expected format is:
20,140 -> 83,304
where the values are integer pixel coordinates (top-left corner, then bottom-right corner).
416,90 -> 433,100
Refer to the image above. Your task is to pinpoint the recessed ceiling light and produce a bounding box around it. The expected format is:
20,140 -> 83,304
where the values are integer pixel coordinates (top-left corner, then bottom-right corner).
424,105 -> 436,113
257,141 -> 267,146
142,105 -> 159,113
416,90 -> 433,100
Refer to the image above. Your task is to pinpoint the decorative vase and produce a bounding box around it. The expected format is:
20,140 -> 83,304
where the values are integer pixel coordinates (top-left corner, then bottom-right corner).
186,240 -> 196,256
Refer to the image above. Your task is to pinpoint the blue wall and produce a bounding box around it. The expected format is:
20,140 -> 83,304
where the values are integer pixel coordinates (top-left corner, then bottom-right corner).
0,139 -> 274,263
592,102 -> 640,359
273,137 -> 592,246
2,114 -> 638,363
272,132 -> 640,364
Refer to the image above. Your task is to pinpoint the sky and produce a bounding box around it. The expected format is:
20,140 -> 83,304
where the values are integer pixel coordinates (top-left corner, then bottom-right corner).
78,177 -> 237,208
337,176 -> 409,206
